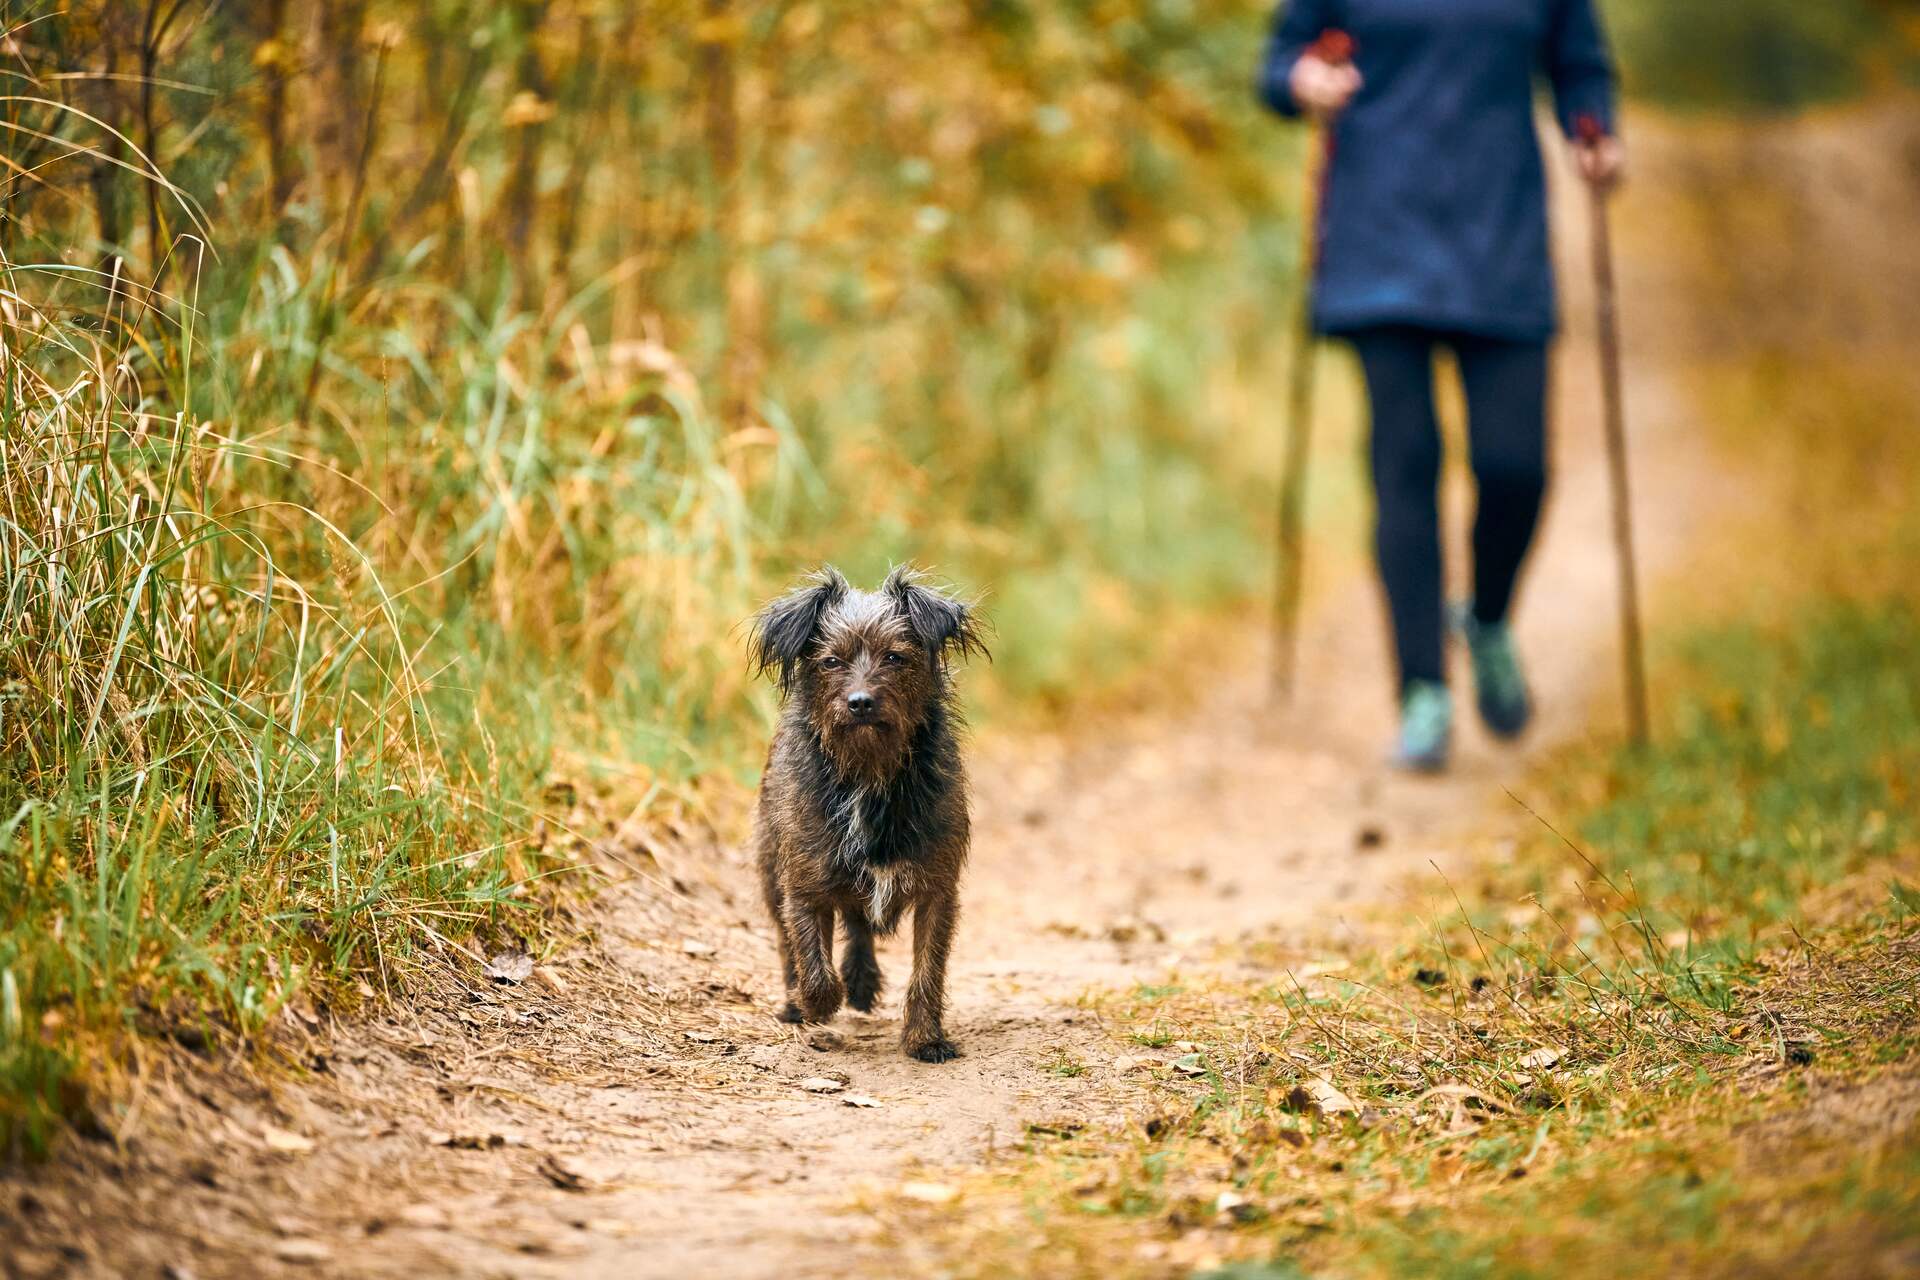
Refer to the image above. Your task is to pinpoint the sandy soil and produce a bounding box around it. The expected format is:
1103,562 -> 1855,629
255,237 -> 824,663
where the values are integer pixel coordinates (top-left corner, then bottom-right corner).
4,112 -> 1888,1280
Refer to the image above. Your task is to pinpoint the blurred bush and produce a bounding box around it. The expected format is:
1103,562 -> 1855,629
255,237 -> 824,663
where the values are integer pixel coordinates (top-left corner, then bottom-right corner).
3,0 -> 1312,742
1607,0 -> 1920,110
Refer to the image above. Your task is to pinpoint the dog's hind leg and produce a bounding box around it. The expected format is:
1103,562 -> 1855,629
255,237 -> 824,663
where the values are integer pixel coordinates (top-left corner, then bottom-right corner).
839,912 -> 883,1014
902,889 -> 960,1062
785,899 -> 844,1022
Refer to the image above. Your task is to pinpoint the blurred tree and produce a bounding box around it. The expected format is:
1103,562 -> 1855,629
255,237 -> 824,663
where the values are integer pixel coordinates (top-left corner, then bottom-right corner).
308,0 -> 368,220
500,0 -> 551,311
77,7 -> 136,259
245,0 -> 299,227
138,1 -> 193,258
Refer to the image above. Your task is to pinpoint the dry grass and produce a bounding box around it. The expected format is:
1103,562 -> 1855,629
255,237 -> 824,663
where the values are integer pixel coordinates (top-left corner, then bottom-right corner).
0,241 -> 548,1152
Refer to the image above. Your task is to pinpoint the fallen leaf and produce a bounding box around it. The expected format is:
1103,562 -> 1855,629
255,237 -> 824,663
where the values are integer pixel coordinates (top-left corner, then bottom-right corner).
684,1030 -> 721,1043
1104,916 -> 1167,944
798,1076 -> 845,1093
431,1131 -> 506,1150
1518,1046 -> 1563,1070
1414,1083 -> 1512,1114
577,1217 -> 642,1237
900,1181 -> 958,1204
273,1241 -> 331,1265
1026,1118 -> 1085,1139
1292,959 -> 1350,981
538,1153 -> 592,1192
681,938 -> 717,958
842,1093 -> 883,1109
530,967 -> 568,995
1170,1053 -> 1208,1077
484,951 -> 534,984
1214,1190 -> 1263,1222
262,1125 -> 315,1154
1306,1074 -> 1358,1115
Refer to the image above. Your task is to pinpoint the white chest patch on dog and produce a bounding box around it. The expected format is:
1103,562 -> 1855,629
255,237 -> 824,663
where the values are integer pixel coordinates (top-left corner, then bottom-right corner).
835,786 -> 871,868
832,786 -> 907,922
865,862 -> 909,924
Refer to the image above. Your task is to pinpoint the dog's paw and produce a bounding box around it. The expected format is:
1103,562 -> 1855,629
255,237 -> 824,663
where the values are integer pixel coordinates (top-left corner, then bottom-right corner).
906,1036 -> 960,1064
842,964 -> 883,1014
799,976 -> 845,1023
776,1000 -> 805,1024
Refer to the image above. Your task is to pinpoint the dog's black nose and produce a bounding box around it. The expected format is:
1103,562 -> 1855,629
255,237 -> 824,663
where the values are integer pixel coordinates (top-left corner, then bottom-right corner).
847,690 -> 875,718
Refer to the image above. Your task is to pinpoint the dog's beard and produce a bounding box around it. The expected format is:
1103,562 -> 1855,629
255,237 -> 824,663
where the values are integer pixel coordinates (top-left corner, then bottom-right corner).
817,713 -> 911,787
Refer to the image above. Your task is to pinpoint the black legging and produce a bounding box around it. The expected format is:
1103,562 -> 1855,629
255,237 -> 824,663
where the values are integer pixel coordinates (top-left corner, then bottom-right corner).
1349,325 -> 1549,693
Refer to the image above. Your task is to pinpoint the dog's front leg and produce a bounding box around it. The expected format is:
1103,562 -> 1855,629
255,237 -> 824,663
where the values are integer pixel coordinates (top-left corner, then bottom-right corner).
761,843 -> 806,1023
902,890 -> 959,1062
784,896 -> 843,1022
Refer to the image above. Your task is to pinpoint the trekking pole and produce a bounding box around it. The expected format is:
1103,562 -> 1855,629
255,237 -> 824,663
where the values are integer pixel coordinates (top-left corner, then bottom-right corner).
1578,114 -> 1651,746
1269,30 -> 1354,706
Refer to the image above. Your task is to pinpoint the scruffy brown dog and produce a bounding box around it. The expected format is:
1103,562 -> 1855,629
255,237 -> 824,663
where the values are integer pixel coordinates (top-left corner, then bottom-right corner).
747,566 -> 986,1062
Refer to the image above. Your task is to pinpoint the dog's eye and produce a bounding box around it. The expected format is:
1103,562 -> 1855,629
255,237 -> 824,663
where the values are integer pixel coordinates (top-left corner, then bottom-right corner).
819,655 -> 843,670
883,652 -> 906,666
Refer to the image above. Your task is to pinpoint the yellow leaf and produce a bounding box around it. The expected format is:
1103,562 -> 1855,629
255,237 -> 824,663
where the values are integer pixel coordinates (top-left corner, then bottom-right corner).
694,15 -> 747,44
262,1125 -> 315,1154
502,91 -> 555,128
900,1181 -> 958,1204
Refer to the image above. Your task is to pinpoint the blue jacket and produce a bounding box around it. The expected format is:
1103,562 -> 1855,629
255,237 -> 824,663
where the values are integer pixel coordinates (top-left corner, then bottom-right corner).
1260,0 -> 1617,340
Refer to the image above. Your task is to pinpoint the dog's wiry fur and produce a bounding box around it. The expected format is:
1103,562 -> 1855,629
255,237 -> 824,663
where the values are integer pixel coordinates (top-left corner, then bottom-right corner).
747,566 -> 986,1062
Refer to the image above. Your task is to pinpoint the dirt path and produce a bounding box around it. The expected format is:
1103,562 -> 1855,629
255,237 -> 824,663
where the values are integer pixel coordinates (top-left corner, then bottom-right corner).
2,128 -> 1740,1280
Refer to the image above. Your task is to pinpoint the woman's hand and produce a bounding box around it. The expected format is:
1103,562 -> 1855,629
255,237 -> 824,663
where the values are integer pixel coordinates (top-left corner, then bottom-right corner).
1572,133 -> 1626,191
1289,52 -> 1362,122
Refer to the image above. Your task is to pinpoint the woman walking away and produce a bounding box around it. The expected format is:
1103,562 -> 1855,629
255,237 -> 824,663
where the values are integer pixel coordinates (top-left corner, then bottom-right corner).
1259,0 -> 1624,772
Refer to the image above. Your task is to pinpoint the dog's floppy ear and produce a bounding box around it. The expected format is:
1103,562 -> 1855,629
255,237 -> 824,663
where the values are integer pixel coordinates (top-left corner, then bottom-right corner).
749,567 -> 849,692
883,565 -> 989,664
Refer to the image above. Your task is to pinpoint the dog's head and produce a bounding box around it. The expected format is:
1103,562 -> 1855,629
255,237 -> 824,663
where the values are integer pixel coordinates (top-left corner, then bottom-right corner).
748,566 -> 986,780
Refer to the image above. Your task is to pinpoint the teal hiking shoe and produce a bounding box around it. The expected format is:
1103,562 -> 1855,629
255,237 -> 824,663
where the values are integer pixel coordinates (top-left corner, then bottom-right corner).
1456,605 -> 1533,739
1391,679 -> 1453,773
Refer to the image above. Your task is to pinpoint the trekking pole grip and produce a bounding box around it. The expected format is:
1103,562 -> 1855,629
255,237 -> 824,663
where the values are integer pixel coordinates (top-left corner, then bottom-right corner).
1309,30 -> 1355,65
